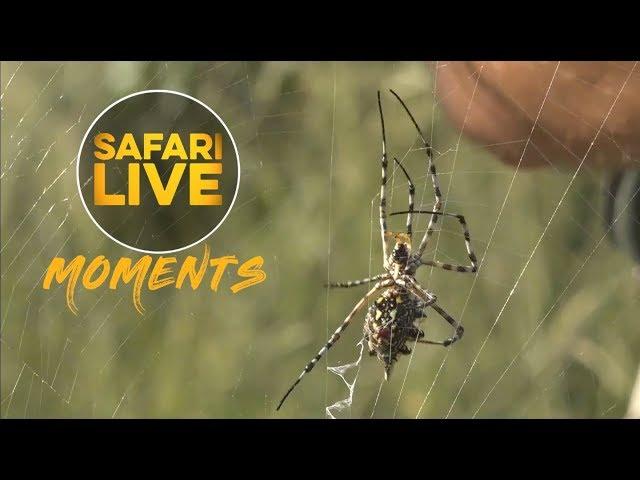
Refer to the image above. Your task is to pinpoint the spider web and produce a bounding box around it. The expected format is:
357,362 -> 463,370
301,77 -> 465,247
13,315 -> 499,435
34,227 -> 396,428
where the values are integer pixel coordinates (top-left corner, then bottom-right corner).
322,61 -> 640,419
1,61 -> 639,419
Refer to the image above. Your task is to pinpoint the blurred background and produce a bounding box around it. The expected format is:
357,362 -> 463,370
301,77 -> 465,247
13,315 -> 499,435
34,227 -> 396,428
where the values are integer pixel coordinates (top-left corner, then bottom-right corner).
1,61 -> 639,418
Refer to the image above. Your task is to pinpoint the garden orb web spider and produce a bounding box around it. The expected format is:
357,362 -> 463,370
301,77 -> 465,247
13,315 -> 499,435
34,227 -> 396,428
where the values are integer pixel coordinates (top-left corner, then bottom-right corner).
276,89 -> 478,412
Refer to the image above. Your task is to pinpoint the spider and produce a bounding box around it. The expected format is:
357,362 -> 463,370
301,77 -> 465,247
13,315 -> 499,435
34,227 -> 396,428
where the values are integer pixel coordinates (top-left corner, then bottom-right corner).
276,89 -> 478,411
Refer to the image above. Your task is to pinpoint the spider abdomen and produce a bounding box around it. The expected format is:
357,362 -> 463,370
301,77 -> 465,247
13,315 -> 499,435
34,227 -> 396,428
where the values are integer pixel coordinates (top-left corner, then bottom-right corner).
364,287 -> 424,378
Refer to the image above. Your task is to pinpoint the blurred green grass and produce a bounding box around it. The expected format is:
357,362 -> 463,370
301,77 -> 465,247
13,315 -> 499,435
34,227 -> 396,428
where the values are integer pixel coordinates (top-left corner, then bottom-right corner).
1,61 -> 638,418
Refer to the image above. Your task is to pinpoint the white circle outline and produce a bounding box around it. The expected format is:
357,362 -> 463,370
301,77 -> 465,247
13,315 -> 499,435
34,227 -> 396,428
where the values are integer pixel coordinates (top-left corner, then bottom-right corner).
76,89 -> 241,255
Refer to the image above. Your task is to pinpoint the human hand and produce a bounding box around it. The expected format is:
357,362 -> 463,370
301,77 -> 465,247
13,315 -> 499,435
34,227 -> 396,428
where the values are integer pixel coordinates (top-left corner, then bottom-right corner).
434,61 -> 640,170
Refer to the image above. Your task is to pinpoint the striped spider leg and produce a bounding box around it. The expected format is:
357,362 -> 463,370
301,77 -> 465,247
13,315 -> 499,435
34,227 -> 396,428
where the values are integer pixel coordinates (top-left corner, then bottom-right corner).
277,279 -> 394,411
397,275 -> 465,346
374,148 -> 469,346
323,92 -> 405,290
378,91 -> 391,269
325,273 -> 390,289
388,89 -> 478,274
388,89 -> 443,261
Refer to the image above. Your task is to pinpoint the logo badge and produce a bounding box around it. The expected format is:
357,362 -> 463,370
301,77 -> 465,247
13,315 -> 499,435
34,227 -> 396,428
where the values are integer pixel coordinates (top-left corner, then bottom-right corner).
76,90 -> 240,254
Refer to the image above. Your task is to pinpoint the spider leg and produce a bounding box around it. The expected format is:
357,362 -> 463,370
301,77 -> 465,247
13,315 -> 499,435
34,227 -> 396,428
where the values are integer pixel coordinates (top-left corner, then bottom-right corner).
389,89 -> 442,259
392,157 -> 415,239
399,275 -> 464,347
377,91 -> 391,269
416,338 -> 451,346
325,273 -> 390,288
391,210 -> 478,273
428,303 -> 465,346
395,276 -> 436,306
277,279 -> 393,411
